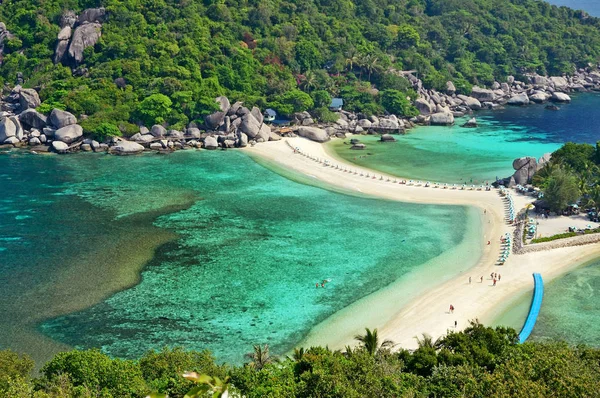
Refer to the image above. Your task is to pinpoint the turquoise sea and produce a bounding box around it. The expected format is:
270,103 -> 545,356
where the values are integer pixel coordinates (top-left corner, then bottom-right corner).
0,150 -> 477,366
493,258 -> 600,348
330,93 -> 600,348
329,93 -> 600,184
3,95 -> 600,367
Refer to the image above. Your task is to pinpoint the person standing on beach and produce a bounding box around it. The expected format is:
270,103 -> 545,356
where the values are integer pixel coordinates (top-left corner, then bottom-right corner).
469,277 -> 472,284
493,279 -> 497,286
455,320 -> 457,328
480,276 -> 483,283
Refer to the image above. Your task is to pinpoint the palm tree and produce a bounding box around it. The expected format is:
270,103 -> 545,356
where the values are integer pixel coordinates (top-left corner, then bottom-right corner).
415,333 -> 438,349
288,347 -> 305,362
354,328 -> 394,356
300,70 -> 317,92
245,344 -> 274,370
345,48 -> 359,72
363,54 -> 380,81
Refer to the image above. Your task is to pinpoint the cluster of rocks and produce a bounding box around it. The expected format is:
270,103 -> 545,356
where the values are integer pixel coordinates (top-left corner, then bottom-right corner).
54,8 -> 105,66
406,68 -> 600,126
128,96 -> 282,151
0,86 -> 98,153
498,153 -> 552,187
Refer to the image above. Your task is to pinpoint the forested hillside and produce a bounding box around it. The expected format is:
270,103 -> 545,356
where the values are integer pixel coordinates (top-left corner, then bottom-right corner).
1,0 -> 600,133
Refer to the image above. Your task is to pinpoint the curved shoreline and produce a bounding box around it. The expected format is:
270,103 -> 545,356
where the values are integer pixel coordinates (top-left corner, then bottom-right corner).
246,137 -> 600,350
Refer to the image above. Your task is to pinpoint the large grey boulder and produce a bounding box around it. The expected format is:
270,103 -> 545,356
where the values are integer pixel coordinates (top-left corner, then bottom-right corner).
215,96 -> 231,113
150,124 -> 166,137
205,111 -> 226,130
549,76 -> 568,89
54,124 -> 83,144
186,127 -> 201,139
51,141 -> 69,153
430,112 -> 454,126
58,26 -> 72,41
239,113 -> 263,138
3,136 -> 19,145
167,129 -> 184,139
29,137 -> 42,146
54,40 -> 70,64
357,119 -> 372,128
130,133 -> 154,143
512,157 -> 538,185
297,126 -> 330,143
0,117 -> 17,142
237,132 -> 248,147
203,135 -> 218,149
529,91 -> 551,103
446,81 -> 456,95
49,108 -> 77,128
18,109 -> 47,129
60,10 -> 77,28
507,93 -> 530,106
68,22 -> 102,63
470,86 -> 496,102
551,92 -> 571,103
110,140 -> 144,154
378,118 -> 401,130
250,107 -> 263,124
463,96 -> 482,110
530,75 -> 549,86
9,116 -> 23,140
77,8 -> 106,24
415,98 -> 434,114
19,89 -> 41,110
228,101 -> 243,116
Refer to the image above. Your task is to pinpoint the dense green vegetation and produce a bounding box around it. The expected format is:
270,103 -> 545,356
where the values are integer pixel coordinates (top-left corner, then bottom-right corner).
2,322 -> 600,397
2,0 -> 600,133
534,142 -> 600,213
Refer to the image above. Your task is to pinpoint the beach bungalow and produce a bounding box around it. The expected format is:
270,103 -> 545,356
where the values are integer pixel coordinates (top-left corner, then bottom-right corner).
264,108 -> 276,122
329,98 -> 343,112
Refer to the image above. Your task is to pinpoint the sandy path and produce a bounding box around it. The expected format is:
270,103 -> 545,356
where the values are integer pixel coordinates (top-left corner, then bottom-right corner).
246,137 -> 600,350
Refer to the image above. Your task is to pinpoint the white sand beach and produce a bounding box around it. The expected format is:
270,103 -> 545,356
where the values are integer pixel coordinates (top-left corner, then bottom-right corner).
246,137 -> 600,350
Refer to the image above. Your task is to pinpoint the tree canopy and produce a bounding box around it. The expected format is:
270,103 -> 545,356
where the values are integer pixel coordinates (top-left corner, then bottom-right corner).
2,0 -> 600,131
2,322 -> 600,397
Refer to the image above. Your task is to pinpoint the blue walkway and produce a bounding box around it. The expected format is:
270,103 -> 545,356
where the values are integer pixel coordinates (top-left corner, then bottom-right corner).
518,273 -> 544,343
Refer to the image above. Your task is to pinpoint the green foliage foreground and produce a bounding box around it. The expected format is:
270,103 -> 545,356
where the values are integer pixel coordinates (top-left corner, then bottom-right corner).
2,322 -> 600,397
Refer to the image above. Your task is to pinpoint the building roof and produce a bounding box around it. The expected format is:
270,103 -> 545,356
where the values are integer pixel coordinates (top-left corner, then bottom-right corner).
330,98 -> 343,108
265,108 -> 277,116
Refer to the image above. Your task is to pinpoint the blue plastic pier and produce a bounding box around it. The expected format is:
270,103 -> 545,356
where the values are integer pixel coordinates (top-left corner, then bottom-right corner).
518,273 -> 544,343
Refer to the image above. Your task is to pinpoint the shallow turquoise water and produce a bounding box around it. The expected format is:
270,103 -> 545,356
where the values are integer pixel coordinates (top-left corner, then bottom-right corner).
493,258 -> 600,347
330,94 -> 600,184
0,150 -> 473,364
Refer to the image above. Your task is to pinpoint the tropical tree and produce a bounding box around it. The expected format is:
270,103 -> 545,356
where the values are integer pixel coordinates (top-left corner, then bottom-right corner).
245,345 -> 274,370
363,54 -> 380,81
354,328 -> 394,356
544,166 -> 581,213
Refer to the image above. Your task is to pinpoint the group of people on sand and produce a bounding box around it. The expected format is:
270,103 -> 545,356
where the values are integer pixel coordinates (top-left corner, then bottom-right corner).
469,274 -> 501,285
